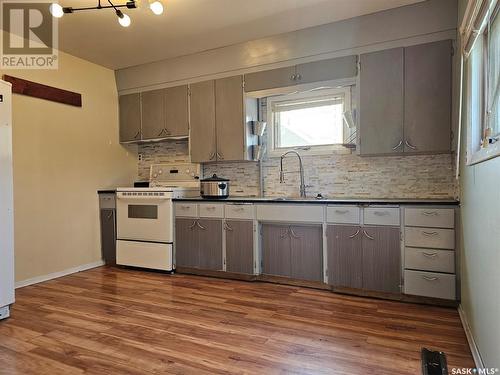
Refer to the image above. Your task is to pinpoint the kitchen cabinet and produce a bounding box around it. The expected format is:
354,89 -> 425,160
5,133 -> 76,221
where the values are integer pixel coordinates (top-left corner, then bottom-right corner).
404,40 -> 452,153
244,55 -> 357,92
359,48 -> 404,155
359,40 -> 452,155
175,218 -> 223,270
189,80 -> 216,162
189,76 -> 257,163
119,93 -> 141,142
141,89 -> 165,140
262,223 -> 323,282
361,226 -> 401,293
225,220 -> 254,274
165,85 -> 189,137
327,225 -> 363,289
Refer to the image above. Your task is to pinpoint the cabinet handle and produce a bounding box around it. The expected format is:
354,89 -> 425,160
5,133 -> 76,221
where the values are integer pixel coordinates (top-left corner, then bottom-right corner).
224,222 -> 233,231
363,230 -> 374,240
422,211 -> 438,216
206,206 -> 216,210
180,205 -> 191,210
280,228 -> 289,239
209,152 -> 216,160
217,151 -> 224,160
290,74 -> 296,81
392,140 -> 403,150
334,209 -> 349,214
373,211 -> 389,216
189,220 -> 197,229
157,129 -> 165,137
289,227 -> 301,239
107,211 -> 114,220
134,131 -> 141,139
422,276 -> 439,281
349,229 -> 360,238
405,140 -> 417,150
422,252 -> 438,258
422,231 -> 438,237
295,73 -> 302,81
196,221 -> 206,230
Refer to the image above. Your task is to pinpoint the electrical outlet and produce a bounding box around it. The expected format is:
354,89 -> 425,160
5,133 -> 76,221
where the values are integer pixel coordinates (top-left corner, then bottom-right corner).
138,153 -> 143,161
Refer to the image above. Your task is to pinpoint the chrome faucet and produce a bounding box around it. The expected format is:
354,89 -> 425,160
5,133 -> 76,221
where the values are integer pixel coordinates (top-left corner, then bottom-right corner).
279,150 -> 306,198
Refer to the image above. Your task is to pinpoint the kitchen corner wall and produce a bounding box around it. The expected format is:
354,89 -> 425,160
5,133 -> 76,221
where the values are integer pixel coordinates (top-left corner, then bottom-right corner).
138,141 -> 458,199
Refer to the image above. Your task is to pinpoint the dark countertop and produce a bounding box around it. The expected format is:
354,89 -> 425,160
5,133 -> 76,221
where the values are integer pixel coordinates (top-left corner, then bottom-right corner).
97,189 -> 116,194
173,197 -> 460,205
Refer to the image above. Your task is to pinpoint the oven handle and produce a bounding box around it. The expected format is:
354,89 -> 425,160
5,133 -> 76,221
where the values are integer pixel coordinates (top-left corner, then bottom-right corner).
116,195 -> 170,201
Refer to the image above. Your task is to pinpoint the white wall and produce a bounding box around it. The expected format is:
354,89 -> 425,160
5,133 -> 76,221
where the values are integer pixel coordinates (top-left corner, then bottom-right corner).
458,0 -> 500,367
0,48 -> 137,283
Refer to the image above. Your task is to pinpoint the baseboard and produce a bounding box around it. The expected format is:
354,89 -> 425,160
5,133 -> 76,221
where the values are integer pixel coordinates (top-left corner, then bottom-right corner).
15,260 -> 105,289
458,304 -> 485,368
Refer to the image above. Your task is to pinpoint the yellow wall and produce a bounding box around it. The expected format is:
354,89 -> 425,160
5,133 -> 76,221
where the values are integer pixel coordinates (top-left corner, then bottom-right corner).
1,50 -> 137,283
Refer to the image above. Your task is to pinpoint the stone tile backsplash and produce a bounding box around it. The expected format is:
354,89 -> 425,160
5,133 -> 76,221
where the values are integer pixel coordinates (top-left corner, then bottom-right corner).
137,140 -> 458,199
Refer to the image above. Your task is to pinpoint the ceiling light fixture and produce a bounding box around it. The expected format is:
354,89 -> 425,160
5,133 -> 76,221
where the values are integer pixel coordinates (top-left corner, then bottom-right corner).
49,0 -> 164,27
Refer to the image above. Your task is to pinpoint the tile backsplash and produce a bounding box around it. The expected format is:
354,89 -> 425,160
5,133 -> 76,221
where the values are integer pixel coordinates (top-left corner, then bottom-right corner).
137,140 -> 458,199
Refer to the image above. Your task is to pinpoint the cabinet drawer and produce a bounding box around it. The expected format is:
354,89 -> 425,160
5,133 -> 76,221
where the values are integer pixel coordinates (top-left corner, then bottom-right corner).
326,205 -> 360,224
199,203 -> 224,218
99,194 -> 116,209
225,204 -> 254,220
405,208 -> 454,228
175,203 -> 198,217
404,247 -> 455,273
404,270 -> 456,300
405,227 -> 455,249
256,204 -> 323,223
364,207 -> 400,226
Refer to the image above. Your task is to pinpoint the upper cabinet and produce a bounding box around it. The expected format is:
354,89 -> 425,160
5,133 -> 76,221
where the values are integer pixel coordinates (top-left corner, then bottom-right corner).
359,40 -> 452,155
190,76 -> 257,163
119,93 -> 141,143
119,84 -> 189,144
244,55 -> 358,92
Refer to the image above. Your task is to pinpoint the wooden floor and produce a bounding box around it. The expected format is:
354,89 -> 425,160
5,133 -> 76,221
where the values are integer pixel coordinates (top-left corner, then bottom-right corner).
0,267 -> 474,374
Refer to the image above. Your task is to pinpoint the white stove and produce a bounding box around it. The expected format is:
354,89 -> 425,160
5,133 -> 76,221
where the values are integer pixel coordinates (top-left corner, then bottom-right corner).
115,163 -> 200,272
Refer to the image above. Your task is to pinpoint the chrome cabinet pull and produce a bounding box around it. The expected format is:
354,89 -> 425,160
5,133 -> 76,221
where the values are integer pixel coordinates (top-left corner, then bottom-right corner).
422,211 -> 438,216
289,227 -> 301,239
180,205 -> 191,210
209,151 -> 216,160
280,228 -> 289,239
217,151 -> 224,160
224,222 -> 233,231
373,211 -> 389,216
405,140 -> 417,150
422,276 -> 439,281
422,231 -> 438,236
295,73 -> 302,81
392,140 -> 403,150
134,131 -> 141,139
206,206 -> 216,210
363,230 -> 375,240
422,252 -> 438,258
290,74 -> 296,81
335,209 -> 349,214
107,211 -> 114,220
349,229 -> 360,238
189,220 -> 197,229
196,221 -> 206,230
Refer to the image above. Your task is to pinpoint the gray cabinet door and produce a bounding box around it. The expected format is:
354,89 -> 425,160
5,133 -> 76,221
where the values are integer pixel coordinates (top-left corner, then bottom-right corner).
198,219 -> 223,271
244,66 -> 296,92
165,85 -> 189,137
215,76 -> 245,161
362,226 -> 401,293
262,224 -> 291,277
290,225 -> 323,282
225,220 -> 254,274
296,55 -> 357,85
175,218 -> 199,268
119,93 -> 141,142
100,209 -> 116,265
327,225 -> 363,289
404,40 -> 452,153
189,80 -> 216,163
141,89 -> 165,140
359,48 -> 404,155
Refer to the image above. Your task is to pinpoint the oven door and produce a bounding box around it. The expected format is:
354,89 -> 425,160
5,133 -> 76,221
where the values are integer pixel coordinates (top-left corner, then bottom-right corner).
116,194 -> 172,243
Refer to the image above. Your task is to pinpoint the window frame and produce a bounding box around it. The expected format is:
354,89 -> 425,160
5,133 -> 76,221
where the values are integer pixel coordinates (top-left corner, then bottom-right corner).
465,1 -> 500,165
266,87 -> 352,158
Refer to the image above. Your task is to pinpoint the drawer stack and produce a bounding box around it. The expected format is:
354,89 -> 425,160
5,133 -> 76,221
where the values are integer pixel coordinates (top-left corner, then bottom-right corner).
403,208 -> 456,300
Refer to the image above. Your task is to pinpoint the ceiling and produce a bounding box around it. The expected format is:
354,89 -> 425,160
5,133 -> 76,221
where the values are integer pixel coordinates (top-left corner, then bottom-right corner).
56,0 -> 425,70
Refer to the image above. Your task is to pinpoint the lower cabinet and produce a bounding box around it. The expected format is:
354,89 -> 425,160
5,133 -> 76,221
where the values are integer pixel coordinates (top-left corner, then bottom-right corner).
262,224 -> 323,282
175,218 -> 223,271
225,220 -> 254,274
327,225 -> 401,293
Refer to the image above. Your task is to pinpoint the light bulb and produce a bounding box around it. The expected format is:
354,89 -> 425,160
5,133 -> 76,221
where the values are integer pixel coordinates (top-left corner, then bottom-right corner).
149,1 -> 163,15
49,3 -> 64,18
118,13 -> 131,27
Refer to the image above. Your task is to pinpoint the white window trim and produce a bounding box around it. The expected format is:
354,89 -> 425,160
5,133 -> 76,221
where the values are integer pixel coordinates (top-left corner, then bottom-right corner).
266,87 -> 352,158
